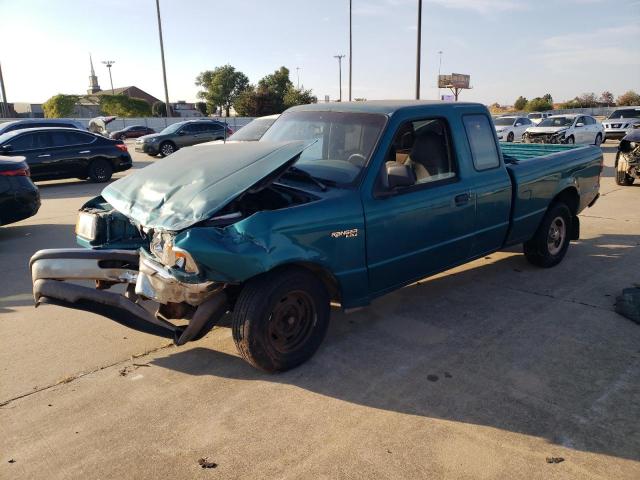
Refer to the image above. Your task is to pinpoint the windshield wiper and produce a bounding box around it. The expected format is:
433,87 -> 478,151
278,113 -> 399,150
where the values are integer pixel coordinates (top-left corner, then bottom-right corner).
283,166 -> 327,191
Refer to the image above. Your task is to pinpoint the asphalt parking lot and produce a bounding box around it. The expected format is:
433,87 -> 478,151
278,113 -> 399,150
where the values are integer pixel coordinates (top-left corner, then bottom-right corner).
1,141 -> 639,479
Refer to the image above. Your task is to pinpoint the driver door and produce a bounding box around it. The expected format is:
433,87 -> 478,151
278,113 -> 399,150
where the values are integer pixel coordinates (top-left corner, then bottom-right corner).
175,123 -> 199,147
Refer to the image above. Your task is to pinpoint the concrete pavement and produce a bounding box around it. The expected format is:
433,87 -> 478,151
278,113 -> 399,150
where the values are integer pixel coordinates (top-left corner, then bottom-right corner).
1,142 -> 638,479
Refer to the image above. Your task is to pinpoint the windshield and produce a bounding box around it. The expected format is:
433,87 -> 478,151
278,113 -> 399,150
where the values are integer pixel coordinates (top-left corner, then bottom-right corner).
494,117 -> 515,126
609,109 -> 640,119
260,110 -> 386,185
538,117 -> 574,127
160,122 -> 186,134
528,113 -> 542,119
229,117 -> 277,141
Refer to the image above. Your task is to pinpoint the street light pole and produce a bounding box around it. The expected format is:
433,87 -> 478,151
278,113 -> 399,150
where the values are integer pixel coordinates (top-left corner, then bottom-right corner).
437,50 -> 443,100
0,61 -> 8,118
415,0 -> 422,100
155,0 -> 171,117
334,55 -> 345,102
349,0 -> 352,101
296,67 -> 301,89
102,61 -> 115,94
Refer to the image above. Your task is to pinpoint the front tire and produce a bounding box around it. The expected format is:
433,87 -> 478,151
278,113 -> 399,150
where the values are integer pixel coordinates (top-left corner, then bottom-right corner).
232,267 -> 330,372
159,141 -> 176,157
87,158 -> 113,183
615,153 -> 635,186
523,203 -> 572,268
566,136 -> 575,145
507,132 -> 514,142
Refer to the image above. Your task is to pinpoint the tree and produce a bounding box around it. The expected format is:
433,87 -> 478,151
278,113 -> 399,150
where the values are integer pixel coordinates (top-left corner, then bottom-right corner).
514,96 -> 528,111
195,101 -> 207,116
543,93 -> 553,104
354,97 -> 367,102
283,87 -> 317,109
195,65 -> 250,117
258,66 -> 294,113
234,86 -> 278,117
600,91 -> 614,106
525,97 -> 553,112
575,92 -> 598,108
43,94 -> 79,118
99,95 -> 151,117
152,101 -> 167,117
617,90 -> 640,106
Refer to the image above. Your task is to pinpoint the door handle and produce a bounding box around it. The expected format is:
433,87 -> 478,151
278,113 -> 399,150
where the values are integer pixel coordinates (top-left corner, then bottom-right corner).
79,150 -> 91,154
37,154 -> 51,158
454,193 -> 471,206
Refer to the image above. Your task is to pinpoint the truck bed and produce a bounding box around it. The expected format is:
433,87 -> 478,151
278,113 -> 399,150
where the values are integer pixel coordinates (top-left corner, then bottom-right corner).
500,143 -> 603,246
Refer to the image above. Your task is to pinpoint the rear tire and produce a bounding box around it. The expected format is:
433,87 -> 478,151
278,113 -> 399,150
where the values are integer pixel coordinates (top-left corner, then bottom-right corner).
615,153 -> 635,186
87,159 -> 113,183
159,141 -> 176,157
232,267 -> 330,372
523,203 -> 572,268
594,133 -> 602,146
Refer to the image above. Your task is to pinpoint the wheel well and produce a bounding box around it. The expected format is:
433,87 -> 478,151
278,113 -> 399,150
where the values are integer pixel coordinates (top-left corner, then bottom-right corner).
87,157 -> 113,170
552,187 -> 579,216
279,262 -> 341,304
160,140 -> 176,147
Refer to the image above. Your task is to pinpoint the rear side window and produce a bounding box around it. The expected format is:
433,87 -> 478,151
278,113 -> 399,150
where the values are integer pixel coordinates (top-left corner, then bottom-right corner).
463,115 -> 500,170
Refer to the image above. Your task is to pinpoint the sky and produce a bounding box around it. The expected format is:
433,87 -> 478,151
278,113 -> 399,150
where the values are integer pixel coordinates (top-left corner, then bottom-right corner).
1,0 -> 639,106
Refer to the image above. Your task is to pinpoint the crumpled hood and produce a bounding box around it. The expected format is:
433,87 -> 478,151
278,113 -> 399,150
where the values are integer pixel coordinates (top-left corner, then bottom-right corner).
102,141 -> 308,231
526,126 -> 568,134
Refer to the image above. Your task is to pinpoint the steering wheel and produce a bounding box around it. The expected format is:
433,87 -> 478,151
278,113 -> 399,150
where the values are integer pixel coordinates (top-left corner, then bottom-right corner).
347,153 -> 366,167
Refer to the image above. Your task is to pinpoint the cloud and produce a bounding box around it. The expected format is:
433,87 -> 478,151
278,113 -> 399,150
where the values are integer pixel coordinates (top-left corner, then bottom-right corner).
539,24 -> 640,70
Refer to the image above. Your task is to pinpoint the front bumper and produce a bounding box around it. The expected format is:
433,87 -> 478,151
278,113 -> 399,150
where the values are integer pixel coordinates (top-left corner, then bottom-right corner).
604,129 -> 631,140
135,142 -> 160,155
30,248 -> 227,345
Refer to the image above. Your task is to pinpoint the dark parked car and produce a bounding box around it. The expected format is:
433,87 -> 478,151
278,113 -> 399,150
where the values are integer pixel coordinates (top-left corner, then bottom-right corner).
135,120 -> 233,157
0,155 -> 40,226
109,125 -> 155,140
0,119 -> 85,136
0,128 -> 132,183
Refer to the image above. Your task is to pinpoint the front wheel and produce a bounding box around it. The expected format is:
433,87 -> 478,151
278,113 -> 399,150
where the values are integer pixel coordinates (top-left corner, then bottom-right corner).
523,203 -> 572,268
507,132 -> 514,142
159,141 -> 176,157
615,153 -> 635,186
232,268 -> 330,372
565,136 -> 575,145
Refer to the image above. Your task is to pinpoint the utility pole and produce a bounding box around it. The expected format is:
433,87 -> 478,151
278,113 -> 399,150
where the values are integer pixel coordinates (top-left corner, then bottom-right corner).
415,0 -> 422,100
296,67 -> 301,89
102,61 -> 115,94
155,0 -> 171,117
437,51 -> 443,100
334,55 -> 345,102
349,0 -> 352,101
0,62 -> 8,118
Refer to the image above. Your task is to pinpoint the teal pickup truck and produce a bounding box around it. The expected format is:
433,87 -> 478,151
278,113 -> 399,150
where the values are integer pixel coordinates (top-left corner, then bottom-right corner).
30,101 -> 602,372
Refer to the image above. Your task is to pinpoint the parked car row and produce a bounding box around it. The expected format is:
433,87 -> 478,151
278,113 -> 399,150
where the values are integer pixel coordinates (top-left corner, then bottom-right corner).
495,114 -> 604,145
135,119 -> 233,157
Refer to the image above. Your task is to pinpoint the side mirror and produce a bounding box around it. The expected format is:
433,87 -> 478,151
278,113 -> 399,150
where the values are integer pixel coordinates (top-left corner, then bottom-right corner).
386,162 -> 416,189
0,144 -> 13,153
576,123 -> 584,127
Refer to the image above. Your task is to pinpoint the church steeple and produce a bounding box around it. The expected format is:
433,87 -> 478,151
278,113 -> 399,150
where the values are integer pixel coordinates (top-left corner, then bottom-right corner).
87,53 -> 101,94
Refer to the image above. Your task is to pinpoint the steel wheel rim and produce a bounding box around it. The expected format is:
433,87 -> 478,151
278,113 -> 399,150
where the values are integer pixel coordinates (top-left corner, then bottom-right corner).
547,216 -> 566,255
267,290 -> 316,354
161,144 -> 174,155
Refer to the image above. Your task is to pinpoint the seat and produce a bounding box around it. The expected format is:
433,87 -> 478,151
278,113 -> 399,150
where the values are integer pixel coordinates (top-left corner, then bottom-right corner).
405,131 -> 450,182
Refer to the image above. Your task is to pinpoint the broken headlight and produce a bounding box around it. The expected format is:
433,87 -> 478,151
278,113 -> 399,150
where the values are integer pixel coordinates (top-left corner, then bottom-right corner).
76,211 -> 98,240
150,231 -> 199,273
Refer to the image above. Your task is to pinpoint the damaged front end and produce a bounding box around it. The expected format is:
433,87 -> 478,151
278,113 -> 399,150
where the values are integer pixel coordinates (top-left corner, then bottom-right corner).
616,134 -> 640,182
522,130 -> 569,144
31,245 -> 228,346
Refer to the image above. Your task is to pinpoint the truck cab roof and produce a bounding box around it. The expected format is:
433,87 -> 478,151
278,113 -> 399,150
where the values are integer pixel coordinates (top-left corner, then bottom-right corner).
286,100 -> 486,116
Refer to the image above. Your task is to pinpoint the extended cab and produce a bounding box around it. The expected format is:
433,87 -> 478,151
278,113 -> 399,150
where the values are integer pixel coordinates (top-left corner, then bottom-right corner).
30,102 -> 602,372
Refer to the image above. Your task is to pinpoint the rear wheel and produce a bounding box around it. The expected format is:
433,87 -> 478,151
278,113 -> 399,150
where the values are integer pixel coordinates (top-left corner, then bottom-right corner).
87,158 -> 113,183
159,141 -> 176,157
615,153 -> 635,186
232,267 -> 330,372
523,203 -> 572,268
594,133 -> 602,146
507,132 -> 514,142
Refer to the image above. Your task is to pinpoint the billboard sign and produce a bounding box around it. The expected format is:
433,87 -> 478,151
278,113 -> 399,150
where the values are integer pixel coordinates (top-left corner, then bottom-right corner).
438,73 -> 470,89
